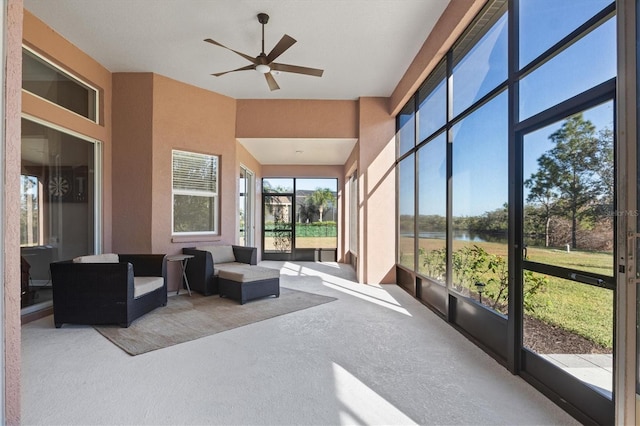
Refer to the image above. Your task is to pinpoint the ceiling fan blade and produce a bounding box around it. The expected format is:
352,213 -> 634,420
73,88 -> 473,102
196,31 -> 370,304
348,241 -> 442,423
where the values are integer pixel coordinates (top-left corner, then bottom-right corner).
265,72 -> 280,91
204,38 -> 257,64
266,34 -> 296,63
271,63 -> 324,77
211,64 -> 255,77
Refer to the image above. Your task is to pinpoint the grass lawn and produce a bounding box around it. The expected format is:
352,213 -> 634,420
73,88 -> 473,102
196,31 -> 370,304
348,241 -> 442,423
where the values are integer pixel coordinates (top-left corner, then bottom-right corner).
410,238 -> 614,349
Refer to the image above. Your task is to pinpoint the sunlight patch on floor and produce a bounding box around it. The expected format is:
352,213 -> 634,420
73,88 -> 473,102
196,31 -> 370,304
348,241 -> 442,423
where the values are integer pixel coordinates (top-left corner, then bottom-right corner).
278,261 -> 412,316
333,362 -> 418,425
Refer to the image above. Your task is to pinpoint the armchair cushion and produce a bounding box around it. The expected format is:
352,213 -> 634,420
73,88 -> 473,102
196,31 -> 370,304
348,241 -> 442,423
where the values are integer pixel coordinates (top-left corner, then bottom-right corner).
73,253 -> 119,263
133,276 -> 165,298
195,245 -> 236,264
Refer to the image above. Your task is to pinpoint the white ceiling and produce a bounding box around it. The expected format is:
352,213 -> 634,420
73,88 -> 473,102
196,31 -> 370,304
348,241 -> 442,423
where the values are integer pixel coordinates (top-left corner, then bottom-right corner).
23,0 -> 450,164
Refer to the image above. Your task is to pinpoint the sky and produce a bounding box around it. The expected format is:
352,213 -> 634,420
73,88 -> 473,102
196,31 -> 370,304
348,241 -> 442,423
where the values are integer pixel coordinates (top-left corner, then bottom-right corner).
399,1 -> 615,218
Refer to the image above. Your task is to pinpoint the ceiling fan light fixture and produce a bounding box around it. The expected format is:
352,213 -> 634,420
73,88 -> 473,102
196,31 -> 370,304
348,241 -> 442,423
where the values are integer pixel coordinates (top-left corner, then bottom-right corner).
255,64 -> 271,74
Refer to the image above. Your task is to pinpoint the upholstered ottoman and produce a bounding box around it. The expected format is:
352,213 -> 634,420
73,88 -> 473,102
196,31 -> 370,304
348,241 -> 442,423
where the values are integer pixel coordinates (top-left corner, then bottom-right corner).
217,264 -> 280,304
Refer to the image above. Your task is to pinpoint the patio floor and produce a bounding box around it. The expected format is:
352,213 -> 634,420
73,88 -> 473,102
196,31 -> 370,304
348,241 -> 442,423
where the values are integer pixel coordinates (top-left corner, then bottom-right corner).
22,261 -> 579,425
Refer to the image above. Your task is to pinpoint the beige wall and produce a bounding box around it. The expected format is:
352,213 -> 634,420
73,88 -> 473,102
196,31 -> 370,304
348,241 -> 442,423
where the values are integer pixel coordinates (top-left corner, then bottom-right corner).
112,73 -> 237,291
112,73 -> 154,252
236,99 -> 358,138
6,1 -> 23,423
357,97 -> 396,284
152,74 -> 237,253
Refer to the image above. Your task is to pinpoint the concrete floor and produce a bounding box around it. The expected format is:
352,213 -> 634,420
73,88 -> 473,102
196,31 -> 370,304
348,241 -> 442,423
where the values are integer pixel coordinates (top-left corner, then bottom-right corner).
22,261 -> 579,425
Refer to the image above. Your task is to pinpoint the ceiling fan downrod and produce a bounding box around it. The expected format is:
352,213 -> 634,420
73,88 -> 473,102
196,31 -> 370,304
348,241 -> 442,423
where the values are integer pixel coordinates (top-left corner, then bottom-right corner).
257,13 -> 269,55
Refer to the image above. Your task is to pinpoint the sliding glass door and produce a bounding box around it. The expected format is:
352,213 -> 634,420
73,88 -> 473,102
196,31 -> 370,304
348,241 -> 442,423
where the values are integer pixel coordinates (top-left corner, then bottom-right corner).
262,177 -> 338,261
517,100 -> 614,424
20,117 -> 101,312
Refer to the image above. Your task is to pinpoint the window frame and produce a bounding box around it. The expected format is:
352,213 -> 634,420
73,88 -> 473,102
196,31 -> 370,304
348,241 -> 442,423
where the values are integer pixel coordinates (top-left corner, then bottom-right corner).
171,149 -> 220,236
22,45 -> 100,124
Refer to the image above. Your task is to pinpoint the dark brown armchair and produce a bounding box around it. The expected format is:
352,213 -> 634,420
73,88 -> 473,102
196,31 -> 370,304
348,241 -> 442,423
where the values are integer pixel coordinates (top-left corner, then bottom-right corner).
50,253 -> 167,328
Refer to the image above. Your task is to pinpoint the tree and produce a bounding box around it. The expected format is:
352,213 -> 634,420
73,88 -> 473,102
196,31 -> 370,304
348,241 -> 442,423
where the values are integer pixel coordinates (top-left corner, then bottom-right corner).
308,188 -> 335,222
525,114 -> 607,249
524,163 -> 561,247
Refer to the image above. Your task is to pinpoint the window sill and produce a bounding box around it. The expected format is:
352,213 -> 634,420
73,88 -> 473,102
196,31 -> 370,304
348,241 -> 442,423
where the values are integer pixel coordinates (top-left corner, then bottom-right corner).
171,235 -> 221,244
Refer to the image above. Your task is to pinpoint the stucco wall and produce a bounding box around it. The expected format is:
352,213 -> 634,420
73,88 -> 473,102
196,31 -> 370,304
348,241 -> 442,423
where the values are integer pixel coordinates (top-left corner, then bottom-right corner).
112,73 -> 154,253
358,97 -> 396,284
112,73 -> 238,292
5,1 -> 23,423
236,99 -> 358,138
151,73 -> 237,254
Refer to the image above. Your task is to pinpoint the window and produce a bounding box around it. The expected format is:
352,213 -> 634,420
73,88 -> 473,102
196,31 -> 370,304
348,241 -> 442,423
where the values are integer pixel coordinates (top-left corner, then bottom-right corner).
519,16 -> 616,120
397,102 -> 416,157
518,0 -> 612,69
451,90 -> 508,306
239,165 -> 255,246
397,155 -> 415,269
172,150 -> 219,235
417,133 -> 447,283
349,173 -> 358,256
22,47 -> 98,122
451,0 -> 508,117
418,62 -> 446,143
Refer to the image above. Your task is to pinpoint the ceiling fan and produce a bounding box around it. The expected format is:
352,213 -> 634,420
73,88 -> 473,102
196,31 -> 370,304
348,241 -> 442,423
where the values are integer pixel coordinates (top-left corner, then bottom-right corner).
204,13 -> 324,91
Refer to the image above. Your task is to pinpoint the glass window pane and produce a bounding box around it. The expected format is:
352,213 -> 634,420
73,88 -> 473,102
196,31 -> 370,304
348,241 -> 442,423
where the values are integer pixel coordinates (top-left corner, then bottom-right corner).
452,9 -> 508,117
523,272 -> 612,395
173,195 -> 216,233
349,174 -> 358,255
397,155 -> 415,269
418,62 -> 446,143
417,133 -> 447,283
172,151 -> 217,193
452,91 -> 508,312
264,194 -> 293,253
20,175 -> 40,247
263,178 -> 293,193
397,102 -> 415,157
519,0 -> 613,68
22,49 -> 97,121
295,179 -> 337,249
523,102 -> 614,276
519,17 -> 616,120
21,118 -> 96,309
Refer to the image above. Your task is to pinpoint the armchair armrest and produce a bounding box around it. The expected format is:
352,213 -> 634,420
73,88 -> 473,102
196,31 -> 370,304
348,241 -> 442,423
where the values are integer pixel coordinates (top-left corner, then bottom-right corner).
119,254 -> 166,277
182,247 -> 215,295
232,245 -> 257,265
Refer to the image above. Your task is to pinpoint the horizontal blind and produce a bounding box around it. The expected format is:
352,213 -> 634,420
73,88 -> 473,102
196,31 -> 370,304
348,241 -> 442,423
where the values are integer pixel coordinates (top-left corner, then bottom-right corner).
172,150 -> 217,192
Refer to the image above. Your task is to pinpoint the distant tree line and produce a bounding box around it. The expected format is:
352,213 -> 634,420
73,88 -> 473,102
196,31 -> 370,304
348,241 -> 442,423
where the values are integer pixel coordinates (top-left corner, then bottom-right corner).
399,114 -> 614,252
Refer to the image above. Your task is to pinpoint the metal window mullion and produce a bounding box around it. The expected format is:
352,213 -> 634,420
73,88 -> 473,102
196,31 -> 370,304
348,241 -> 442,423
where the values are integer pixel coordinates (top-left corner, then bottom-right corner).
507,0 -> 522,375
445,48 -> 454,321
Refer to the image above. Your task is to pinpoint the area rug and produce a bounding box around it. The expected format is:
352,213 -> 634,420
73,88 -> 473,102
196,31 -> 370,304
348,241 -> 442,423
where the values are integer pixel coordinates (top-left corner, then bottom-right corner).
94,287 -> 336,356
